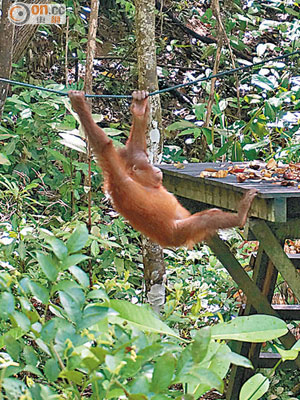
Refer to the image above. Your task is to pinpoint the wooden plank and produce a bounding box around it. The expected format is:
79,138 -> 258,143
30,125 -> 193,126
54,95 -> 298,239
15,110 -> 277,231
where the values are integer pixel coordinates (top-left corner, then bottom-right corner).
160,163 -> 300,198
272,305 -> 300,320
162,173 -> 279,222
250,219 -> 300,301
273,198 -> 287,223
240,304 -> 300,320
269,219 -> 300,240
258,353 -> 296,369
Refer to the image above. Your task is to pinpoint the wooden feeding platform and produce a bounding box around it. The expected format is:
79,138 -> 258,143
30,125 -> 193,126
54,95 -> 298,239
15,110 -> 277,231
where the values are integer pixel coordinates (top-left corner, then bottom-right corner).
160,161 -> 300,223
159,162 -> 300,400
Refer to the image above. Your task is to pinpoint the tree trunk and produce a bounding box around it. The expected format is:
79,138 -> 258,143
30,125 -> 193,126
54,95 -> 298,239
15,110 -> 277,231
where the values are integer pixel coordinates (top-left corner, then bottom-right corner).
12,0 -> 47,63
84,0 -> 99,281
0,0 -> 14,119
134,0 -> 166,314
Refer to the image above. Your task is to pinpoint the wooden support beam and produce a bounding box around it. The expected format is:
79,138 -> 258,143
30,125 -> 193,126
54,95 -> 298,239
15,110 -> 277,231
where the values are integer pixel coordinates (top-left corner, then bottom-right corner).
208,235 -> 300,363
250,219 -> 300,301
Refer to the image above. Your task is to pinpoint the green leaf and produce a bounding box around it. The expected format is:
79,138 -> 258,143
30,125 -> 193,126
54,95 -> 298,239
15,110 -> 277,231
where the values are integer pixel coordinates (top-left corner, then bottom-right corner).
292,339 -> 300,351
274,345 -> 298,361
61,254 -> 89,270
177,128 -> 201,138
105,354 -> 124,373
28,281 -> 50,304
44,359 -> 60,381
66,224 -> 89,253
2,378 -> 27,398
285,7 -> 300,17
0,328 -> 23,348
128,395 -> 148,400
46,147 -> 69,162
192,327 -> 211,363
41,319 -> 57,342
0,292 -> 15,319
194,103 -> 206,120
103,127 -> 123,136
91,239 -> 100,257
24,365 -> 43,377
251,74 -> 276,91
211,315 -> 287,342
232,141 -> 243,162
59,290 -> 83,325
176,346 -> 192,379
202,127 -> 212,144
106,388 -> 124,399
151,353 -> 176,393
215,141 -> 230,158
45,237 -> 68,260
87,289 -> 109,301
189,368 -> 223,393
6,336 -> 22,360
60,370 -> 84,385
166,120 -> 196,132
218,351 -> 253,369
265,102 -> 276,120
0,153 -> 11,165
239,373 -> 269,400
114,256 -> 124,275
69,265 -> 90,288
78,305 -> 109,330
36,252 -> 58,281
59,133 -> 86,153
243,139 -> 269,151
109,300 -> 180,338
11,311 -> 31,332
249,121 -> 269,138
23,346 -> 38,366
29,383 -> 58,398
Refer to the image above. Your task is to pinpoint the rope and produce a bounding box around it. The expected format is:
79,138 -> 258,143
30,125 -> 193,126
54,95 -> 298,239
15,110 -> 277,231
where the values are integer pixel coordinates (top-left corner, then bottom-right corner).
0,50 -> 299,99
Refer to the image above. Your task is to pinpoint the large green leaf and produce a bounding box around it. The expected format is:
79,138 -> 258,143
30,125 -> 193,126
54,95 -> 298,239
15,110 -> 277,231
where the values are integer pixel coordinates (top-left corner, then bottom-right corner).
239,373 -> 269,400
59,132 -> 86,153
192,327 -> 211,363
45,237 -> 68,260
217,351 -> 253,369
211,315 -> 287,342
109,300 -> 180,338
0,328 -> 23,348
61,254 -> 89,270
28,281 -> 50,304
44,359 -> 60,382
3,378 -> 27,398
188,368 -> 224,394
36,252 -> 58,281
59,291 -> 83,325
275,345 -> 298,361
251,75 -> 276,91
69,265 -> 90,288
151,353 -> 176,393
78,305 -> 109,330
66,225 -> 89,254
0,292 -> 15,319
10,311 -> 31,332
